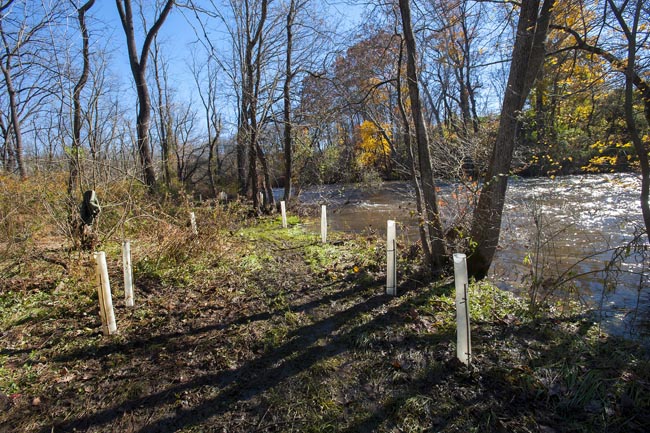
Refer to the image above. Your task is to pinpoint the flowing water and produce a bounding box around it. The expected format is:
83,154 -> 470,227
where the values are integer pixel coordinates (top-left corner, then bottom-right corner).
297,173 -> 650,340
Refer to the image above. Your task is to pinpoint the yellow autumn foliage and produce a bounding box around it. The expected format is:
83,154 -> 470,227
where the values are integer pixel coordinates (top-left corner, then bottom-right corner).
582,140 -> 638,172
356,120 -> 391,168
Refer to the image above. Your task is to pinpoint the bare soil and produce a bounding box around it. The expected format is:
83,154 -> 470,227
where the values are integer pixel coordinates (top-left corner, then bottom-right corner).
1,224 -> 649,433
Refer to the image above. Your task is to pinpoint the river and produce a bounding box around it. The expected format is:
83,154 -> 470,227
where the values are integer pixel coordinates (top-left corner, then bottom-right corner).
296,173 -> 650,340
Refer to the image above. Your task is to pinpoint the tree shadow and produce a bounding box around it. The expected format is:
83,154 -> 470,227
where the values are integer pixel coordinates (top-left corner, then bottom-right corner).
340,313 -> 650,433
40,273 -> 406,432
32,271 -> 650,433
40,273 -> 380,366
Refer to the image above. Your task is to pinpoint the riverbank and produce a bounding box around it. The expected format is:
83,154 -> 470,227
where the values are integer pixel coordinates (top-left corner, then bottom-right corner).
296,173 -> 649,339
1,211 -> 649,432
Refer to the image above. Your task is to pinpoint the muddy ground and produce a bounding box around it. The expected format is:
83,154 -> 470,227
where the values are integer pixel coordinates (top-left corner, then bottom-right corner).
1,219 -> 649,432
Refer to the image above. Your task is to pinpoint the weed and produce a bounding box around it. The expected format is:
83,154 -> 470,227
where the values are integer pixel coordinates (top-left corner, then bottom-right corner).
263,324 -> 289,350
310,356 -> 344,376
395,394 -> 434,433
1,180 -> 649,433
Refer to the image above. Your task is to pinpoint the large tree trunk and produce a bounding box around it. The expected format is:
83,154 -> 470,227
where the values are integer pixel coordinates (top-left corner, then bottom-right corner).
398,0 -> 447,273
256,141 -> 275,212
116,0 -> 174,189
467,0 -> 555,279
242,0 -> 268,213
135,78 -> 157,187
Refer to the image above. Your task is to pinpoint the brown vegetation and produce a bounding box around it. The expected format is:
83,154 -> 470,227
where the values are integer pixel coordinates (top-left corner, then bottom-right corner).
1,175 -> 649,432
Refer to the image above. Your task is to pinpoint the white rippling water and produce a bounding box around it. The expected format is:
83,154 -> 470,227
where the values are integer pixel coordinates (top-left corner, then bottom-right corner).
297,173 -> 649,340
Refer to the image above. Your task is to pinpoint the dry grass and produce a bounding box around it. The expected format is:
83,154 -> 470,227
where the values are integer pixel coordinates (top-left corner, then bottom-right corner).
1,172 -> 650,433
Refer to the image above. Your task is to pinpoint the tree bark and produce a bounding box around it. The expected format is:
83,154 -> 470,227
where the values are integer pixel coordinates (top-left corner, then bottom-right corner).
207,117 -> 221,198
0,54 -> 24,179
398,0 -> 447,272
282,0 -> 295,202
396,37 -> 433,264
242,0 -> 268,212
116,0 -> 174,188
69,0 -> 96,195
0,18 -> 25,179
237,111 -> 248,196
467,0 -> 555,279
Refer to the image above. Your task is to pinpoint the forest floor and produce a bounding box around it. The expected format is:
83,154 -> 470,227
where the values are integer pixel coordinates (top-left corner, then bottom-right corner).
1,212 -> 650,433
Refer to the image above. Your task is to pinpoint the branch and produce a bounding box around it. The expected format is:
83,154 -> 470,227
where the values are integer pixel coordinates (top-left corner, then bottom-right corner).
140,0 -> 174,70
551,24 -> 650,103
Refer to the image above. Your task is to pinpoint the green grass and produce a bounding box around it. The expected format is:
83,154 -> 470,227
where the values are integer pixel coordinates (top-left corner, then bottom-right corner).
1,212 -> 649,433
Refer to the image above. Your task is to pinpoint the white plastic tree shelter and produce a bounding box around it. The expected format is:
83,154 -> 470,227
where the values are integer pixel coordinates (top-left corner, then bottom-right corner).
122,240 -> 134,307
94,251 -> 117,335
386,220 -> 397,295
453,253 -> 471,365
280,201 -> 288,228
321,205 -> 327,243
190,212 -> 198,235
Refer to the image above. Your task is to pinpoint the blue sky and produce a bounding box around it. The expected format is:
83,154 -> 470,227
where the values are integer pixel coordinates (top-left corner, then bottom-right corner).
89,1 -> 364,111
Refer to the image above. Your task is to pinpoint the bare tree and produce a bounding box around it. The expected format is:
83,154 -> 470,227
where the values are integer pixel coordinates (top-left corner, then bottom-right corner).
279,0 -> 329,200
395,34 -> 433,264
68,0 -> 96,194
0,0 -> 62,178
172,103 -> 204,185
243,0 -> 269,211
282,0 -> 296,202
398,0 -> 448,273
190,50 -> 222,197
115,0 -> 174,188
151,36 -> 177,189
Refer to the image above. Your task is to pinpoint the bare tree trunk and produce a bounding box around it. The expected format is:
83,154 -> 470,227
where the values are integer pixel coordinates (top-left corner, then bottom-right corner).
0,61 -> 24,178
256,141 -> 275,211
248,111 -> 259,210
0,115 -> 9,171
69,0 -> 95,195
397,36 -> 432,264
0,16 -> 25,179
207,117 -> 221,197
116,0 -> 174,188
399,0 -> 447,273
467,0 -> 555,279
204,65 -> 222,198
237,117 -> 248,196
152,39 -> 177,188
282,0 -> 295,202
243,0 -> 268,213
